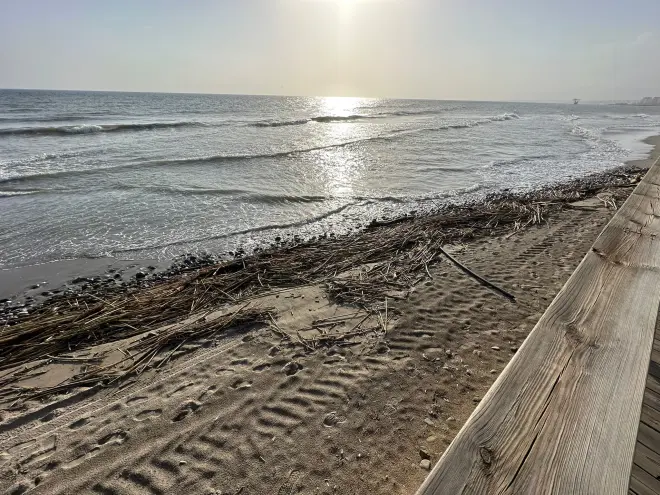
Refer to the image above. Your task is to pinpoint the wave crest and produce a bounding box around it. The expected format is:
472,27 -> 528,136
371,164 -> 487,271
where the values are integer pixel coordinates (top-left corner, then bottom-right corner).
490,113 -> 520,121
311,114 -> 370,123
251,114 -> 373,127
252,119 -> 309,128
0,121 -> 207,137
0,190 -> 40,197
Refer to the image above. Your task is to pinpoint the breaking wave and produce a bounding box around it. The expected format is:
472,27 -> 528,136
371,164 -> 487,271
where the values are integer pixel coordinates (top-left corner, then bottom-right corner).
0,121 -> 208,136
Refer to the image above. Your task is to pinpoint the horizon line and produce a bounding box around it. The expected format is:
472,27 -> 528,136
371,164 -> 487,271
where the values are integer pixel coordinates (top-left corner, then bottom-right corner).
0,87 -> 625,105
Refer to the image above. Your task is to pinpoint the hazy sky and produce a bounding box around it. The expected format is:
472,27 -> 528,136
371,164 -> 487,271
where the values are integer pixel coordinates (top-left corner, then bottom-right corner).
1,0 -> 659,100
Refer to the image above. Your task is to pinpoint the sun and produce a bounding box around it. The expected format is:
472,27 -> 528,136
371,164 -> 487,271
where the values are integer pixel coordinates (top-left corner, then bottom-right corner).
337,0 -> 357,25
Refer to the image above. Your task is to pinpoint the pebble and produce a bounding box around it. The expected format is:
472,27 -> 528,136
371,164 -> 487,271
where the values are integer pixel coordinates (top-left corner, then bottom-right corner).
426,435 -> 437,443
491,346 -> 501,351
447,416 -> 455,422
511,346 -> 519,352
424,418 -> 435,426
419,448 -> 431,460
490,369 -> 498,374
445,349 -> 453,357
420,459 -> 431,470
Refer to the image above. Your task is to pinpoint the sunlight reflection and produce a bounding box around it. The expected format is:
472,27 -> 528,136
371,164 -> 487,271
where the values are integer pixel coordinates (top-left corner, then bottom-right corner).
311,146 -> 367,197
306,97 -> 377,198
318,96 -> 366,117
315,96 -> 372,197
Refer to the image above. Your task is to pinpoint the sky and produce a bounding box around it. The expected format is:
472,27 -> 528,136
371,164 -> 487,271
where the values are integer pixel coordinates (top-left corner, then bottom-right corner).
1,0 -> 659,101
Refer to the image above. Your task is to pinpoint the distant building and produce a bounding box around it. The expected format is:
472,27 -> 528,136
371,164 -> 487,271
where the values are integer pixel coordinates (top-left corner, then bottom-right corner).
639,96 -> 660,106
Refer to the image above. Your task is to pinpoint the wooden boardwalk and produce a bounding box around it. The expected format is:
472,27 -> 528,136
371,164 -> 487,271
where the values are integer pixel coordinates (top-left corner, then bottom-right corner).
630,330 -> 660,495
417,158 -> 660,494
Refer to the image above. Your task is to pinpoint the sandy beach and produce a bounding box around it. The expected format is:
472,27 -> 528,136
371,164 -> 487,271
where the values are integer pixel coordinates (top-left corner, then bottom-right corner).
0,137 -> 657,495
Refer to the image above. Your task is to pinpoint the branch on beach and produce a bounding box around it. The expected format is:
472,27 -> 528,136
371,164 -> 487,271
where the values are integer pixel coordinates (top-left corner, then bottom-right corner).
438,247 -> 516,302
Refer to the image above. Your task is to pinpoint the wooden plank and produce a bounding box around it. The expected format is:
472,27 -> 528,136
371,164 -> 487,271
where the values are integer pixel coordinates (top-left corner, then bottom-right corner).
629,463 -> 660,495
637,421 -> 660,454
646,374 -> 660,397
650,360 -> 660,381
630,472 -> 657,495
417,158 -> 660,495
632,442 -> 660,478
651,347 -> 660,367
643,388 -> 660,414
641,403 -> 660,432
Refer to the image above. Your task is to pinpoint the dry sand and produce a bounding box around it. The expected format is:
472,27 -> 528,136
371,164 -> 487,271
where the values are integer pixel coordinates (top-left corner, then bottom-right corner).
0,142 -> 658,495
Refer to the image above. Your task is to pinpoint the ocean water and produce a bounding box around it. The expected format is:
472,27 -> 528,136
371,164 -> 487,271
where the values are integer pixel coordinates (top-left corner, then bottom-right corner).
1,90 -> 660,270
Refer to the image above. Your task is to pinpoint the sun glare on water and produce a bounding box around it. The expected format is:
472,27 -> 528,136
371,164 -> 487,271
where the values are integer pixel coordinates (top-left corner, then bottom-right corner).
311,95 -> 373,197
319,96 -> 364,116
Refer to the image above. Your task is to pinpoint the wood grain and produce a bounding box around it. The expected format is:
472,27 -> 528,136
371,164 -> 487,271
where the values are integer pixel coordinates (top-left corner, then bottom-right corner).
417,159 -> 660,495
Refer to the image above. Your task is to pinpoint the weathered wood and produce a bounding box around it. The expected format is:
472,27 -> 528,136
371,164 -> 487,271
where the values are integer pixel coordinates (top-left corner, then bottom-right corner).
637,422 -> 660,454
646,374 -> 660,397
417,158 -> 660,495
630,462 -> 660,495
632,442 -> 660,478
641,404 -> 660,432
642,388 -> 660,414
650,361 -> 660,381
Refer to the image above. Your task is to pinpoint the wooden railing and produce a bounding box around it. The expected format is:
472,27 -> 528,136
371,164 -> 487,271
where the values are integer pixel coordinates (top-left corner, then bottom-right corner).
417,157 -> 660,494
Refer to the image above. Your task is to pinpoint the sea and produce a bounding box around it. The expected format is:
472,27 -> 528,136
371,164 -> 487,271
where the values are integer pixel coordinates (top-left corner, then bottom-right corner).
1,89 -> 660,272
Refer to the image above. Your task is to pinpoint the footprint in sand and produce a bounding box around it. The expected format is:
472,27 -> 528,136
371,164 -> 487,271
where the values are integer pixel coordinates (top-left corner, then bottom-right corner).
172,401 -> 201,422
230,379 -> 252,390
282,361 -> 303,376
63,447 -> 101,470
39,411 -> 57,423
230,358 -> 250,366
97,431 -> 128,446
68,416 -> 91,430
253,362 -> 271,372
322,411 -> 346,428
277,470 -> 302,495
134,409 -> 162,422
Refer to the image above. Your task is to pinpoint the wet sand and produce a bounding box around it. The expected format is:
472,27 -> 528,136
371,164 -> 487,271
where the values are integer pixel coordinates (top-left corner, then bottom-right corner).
0,257 -> 163,303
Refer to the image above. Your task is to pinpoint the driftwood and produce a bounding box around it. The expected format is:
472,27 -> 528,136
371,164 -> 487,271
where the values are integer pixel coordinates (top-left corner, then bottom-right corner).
438,247 -> 516,301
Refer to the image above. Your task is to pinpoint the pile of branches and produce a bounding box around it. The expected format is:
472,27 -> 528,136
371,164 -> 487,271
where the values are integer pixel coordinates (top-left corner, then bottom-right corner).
0,168 -> 644,379
0,306 -> 270,404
